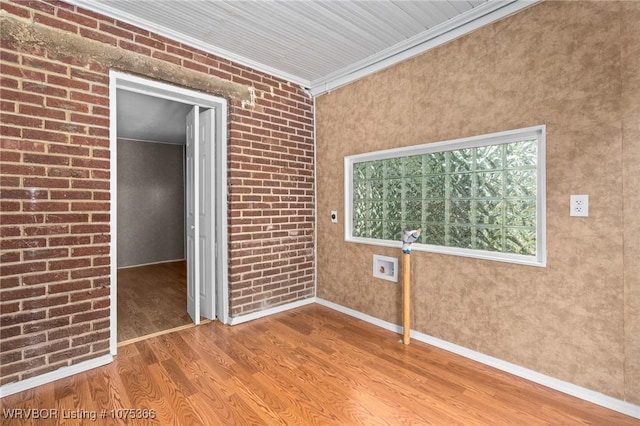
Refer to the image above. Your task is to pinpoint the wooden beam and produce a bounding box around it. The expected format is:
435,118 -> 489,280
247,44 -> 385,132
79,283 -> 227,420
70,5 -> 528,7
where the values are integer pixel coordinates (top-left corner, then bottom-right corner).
0,15 -> 253,103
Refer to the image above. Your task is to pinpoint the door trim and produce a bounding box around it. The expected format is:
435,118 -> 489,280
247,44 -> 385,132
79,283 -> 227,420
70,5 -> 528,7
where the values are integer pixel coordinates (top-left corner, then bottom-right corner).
109,70 -> 229,355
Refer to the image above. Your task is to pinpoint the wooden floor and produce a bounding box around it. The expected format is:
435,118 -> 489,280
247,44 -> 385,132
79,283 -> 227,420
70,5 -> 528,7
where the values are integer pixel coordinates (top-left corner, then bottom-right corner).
2,304 -> 637,425
117,261 -> 192,343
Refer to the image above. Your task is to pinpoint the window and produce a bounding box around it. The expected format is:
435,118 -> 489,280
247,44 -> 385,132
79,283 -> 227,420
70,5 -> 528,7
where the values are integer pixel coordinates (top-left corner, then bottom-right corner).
344,126 -> 546,266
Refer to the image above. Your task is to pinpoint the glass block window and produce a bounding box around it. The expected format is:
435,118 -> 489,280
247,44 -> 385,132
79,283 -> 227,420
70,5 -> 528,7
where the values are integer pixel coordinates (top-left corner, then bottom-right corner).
345,126 -> 546,266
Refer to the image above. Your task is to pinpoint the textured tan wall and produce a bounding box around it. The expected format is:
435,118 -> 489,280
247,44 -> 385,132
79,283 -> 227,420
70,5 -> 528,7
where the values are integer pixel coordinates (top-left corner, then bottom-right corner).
316,1 -> 639,404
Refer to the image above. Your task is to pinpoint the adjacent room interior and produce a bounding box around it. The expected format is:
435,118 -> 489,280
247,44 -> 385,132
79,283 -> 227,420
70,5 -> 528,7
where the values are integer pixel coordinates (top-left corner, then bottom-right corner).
116,90 -> 193,342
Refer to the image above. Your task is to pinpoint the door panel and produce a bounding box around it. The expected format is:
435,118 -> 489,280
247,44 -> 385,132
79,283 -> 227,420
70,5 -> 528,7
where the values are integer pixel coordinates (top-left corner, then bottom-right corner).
199,109 -> 215,319
186,106 -> 200,324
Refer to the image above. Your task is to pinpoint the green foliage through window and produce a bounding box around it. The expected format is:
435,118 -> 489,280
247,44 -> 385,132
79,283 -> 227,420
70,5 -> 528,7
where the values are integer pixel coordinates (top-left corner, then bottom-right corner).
350,135 -> 541,258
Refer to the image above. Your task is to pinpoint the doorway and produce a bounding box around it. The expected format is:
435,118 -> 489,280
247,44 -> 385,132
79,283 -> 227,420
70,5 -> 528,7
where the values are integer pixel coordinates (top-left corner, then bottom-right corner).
109,71 -> 229,354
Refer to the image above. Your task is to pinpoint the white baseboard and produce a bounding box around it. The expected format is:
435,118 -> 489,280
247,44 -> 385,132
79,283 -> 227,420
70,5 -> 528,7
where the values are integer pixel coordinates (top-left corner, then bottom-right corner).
228,297 -> 316,326
0,354 -> 113,398
315,298 -> 640,420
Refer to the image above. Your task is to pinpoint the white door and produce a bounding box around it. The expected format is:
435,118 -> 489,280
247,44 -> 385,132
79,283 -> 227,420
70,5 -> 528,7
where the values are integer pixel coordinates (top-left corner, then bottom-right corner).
186,106 -> 200,324
199,109 -> 215,319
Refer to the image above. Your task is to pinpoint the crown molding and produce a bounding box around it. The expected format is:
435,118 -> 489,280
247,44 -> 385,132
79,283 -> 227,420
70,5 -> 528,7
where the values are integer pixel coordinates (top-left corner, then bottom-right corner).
309,0 -> 538,95
63,0 -> 537,97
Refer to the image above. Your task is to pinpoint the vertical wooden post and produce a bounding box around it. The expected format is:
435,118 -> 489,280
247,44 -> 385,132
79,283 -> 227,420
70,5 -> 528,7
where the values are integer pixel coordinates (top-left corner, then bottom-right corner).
402,252 -> 410,345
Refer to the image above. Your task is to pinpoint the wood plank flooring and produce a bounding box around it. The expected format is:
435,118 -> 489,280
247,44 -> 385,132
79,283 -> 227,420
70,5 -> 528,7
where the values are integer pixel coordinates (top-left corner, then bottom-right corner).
2,304 -> 638,425
117,261 -> 192,343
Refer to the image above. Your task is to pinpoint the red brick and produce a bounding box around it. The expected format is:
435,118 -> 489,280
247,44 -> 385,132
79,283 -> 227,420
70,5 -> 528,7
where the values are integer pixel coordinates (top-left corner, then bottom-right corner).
48,258 -> 91,271
70,266 -> 109,279
0,237 -> 46,249
72,330 -> 109,347
23,153 -> 70,166
23,177 -> 69,188
22,129 -> 68,143
92,106 -> 109,117
70,287 -> 109,302
57,8 -> 98,28
92,297 -> 110,309
23,81 -> 68,98
45,97 -> 89,113
115,20 -> 149,36
0,356 -> 46,376
1,89 -> 45,106
79,27 -> 117,46
1,138 -> 46,153
67,113 -> 108,129
44,120 -> 87,134
92,191 -> 110,201
71,157 -> 109,169
48,301 -> 92,318
69,136 -> 108,149
0,326 -> 21,341
0,201 -> 20,211
33,12 -> 77,33
22,317 -> 70,334
0,285 -> 46,303
135,34 -> 165,50
1,64 -> 46,82
50,190 -> 92,200
98,22 -> 133,39
48,167 -> 90,178
45,213 -> 89,223
47,323 -> 91,342
48,280 -> 92,294
71,202 -> 109,212
22,271 -> 69,285
0,277 -> 20,288
0,189 -> 47,200
72,308 -> 109,324
23,248 -> 69,261
0,112 -> 44,128
22,201 -> 70,212
70,68 -> 109,85
93,256 -> 110,266
48,236 -> 91,247
47,75 -> 90,91
0,311 -> 46,328
0,1 -> 31,18
49,346 -> 90,364
0,227 -> 21,238
75,179 -> 108,192
24,340 -> 70,359
71,245 -> 109,256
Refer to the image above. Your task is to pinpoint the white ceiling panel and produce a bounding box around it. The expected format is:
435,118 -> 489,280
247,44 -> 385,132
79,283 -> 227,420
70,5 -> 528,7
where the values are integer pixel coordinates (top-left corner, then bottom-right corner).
66,0 -> 536,95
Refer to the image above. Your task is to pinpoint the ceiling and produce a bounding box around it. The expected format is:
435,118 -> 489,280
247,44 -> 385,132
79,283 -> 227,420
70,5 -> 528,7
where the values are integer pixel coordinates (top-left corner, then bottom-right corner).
67,0 -> 534,95
116,89 -> 193,145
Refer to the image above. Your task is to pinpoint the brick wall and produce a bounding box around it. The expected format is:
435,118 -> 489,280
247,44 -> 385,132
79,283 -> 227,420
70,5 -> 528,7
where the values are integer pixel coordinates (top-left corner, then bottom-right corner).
0,0 -> 314,386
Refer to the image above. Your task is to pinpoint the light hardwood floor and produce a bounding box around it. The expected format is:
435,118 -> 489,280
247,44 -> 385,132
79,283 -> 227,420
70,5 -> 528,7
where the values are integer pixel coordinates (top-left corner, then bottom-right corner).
2,304 -> 637,425
117,261 -> 192,343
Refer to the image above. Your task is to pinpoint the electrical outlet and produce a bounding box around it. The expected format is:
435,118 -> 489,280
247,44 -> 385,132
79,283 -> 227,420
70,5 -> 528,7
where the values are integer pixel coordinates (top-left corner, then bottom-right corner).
330,210 -> 338,223
570,195 -> 589,217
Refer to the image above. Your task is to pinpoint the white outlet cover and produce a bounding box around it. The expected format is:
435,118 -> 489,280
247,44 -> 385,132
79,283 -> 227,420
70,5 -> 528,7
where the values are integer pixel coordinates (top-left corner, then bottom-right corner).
570,195 -> 589,217
330,210 -> 338,223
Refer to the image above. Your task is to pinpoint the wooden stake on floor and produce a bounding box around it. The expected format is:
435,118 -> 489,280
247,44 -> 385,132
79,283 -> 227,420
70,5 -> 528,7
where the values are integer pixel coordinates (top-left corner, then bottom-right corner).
402,251 -> 411,345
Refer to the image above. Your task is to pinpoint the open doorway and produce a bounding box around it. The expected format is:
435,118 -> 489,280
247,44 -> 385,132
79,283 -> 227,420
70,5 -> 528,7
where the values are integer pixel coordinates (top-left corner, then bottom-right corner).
109,71 -> 229,353
116,113 -> 191,342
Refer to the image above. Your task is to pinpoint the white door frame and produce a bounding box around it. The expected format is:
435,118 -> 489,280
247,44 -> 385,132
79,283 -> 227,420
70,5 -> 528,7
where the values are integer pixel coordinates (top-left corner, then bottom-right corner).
109,70 -> 229,355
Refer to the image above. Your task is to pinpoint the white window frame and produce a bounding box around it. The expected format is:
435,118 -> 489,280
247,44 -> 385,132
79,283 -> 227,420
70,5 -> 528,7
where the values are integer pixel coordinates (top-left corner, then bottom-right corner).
344,125 -> 546,267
